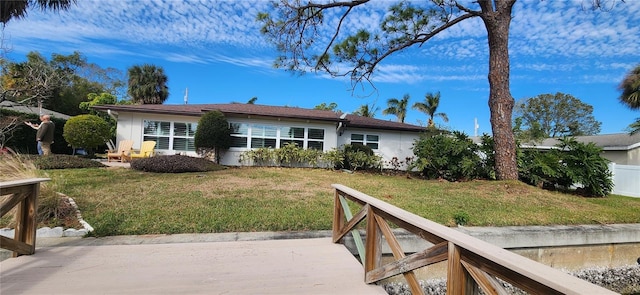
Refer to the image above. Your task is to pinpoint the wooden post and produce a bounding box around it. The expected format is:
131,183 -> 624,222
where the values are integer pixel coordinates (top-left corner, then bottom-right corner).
332,190 -> 345,243
447,242 -> 467,295
364,206 -> 381,276
0,178 -> 49,257
13,183 -> 38,257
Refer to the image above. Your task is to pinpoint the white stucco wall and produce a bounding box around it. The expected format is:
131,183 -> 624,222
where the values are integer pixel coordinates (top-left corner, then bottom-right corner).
338,128 -> 419,170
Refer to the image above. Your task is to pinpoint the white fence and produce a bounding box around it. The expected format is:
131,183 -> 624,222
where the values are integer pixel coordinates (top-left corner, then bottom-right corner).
609,163 -> 640,198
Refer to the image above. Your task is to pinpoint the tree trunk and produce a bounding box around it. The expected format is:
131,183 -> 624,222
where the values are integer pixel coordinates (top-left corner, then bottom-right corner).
481,0 -> 519,180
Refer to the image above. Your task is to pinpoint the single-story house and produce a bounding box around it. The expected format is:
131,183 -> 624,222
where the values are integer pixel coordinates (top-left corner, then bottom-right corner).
520,133 -> 640,166
92,103 -> 425,168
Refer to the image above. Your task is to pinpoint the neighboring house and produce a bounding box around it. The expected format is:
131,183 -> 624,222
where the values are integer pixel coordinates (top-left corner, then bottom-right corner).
92,103 -> 425,168
0,101 -> 71,120
521,133 -> 640,166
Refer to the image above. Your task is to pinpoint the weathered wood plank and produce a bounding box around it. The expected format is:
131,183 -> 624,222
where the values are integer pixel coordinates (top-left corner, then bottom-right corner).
366,241 -> 448,283
0,235 -> 32,255
333,203 -> 368,243
332,190 -> 345,243
0,178 -> 50,190
0,191 -> 28,217
461,260 -> 509,295
373,213 -> 425,295
365,207 -> 382,276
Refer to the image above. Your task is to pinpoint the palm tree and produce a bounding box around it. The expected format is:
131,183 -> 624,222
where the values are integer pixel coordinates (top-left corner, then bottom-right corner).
629,118 -> 640,135
127,64 -> 169,104
1,0 -> 75,24
412,91 -> 448,128
618,64 -> 640,110
618,65 -> 640,135
382,94 -> 410,123
353,103 -> 379,118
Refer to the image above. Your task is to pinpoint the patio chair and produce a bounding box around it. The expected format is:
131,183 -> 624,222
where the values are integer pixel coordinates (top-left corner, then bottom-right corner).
107,139 -> 134,163
129,141 -> 156,160
106,139 -> 116,153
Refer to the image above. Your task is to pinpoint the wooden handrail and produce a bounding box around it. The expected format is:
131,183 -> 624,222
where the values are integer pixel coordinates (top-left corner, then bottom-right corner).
0,178 -> 50,257
332,184 -> 618,295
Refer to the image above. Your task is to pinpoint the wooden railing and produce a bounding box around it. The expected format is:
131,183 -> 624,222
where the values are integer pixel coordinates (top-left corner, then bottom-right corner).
0,178 -> 50,257
332,184 -> 618,295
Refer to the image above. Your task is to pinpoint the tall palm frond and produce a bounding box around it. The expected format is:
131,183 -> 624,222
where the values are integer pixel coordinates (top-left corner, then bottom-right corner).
629,118 -> 640,135
383,94 -> 409,123
618,64 -> 640,110
412,91 -> 448,127
1,0 -> 75,24
354,103 -> 379,118
127,64 -> 169,104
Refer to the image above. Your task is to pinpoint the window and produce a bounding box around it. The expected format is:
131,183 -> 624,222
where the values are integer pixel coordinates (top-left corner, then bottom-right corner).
228,123 -> 325,151
351,133 -> 379,149
307,128 -> 324,150
250,125 -> 277,148
173,122 -> 197,151
143,121 -> 170,150
143,120 -> 197,151
280,127 -> 304,148
230,123 -> 249,148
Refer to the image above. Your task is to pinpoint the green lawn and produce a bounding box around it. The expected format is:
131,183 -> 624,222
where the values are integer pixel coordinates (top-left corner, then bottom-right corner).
26,166 -> 639,237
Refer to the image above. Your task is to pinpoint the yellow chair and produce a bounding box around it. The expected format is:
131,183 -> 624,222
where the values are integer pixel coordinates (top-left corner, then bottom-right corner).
129,141 -> 156,160
107,140 -> 134,163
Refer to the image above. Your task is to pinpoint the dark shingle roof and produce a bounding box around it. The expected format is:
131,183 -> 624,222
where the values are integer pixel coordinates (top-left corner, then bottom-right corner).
1,101 -> 71,120
92,103 -> 426,132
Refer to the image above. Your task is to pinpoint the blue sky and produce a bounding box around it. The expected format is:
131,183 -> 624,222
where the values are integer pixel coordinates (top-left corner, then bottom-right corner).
2,0 -> 639,136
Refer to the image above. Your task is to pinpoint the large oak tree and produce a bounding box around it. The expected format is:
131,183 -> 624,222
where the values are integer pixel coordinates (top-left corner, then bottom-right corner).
258,0 -> 612,180
514,92 -> 601,139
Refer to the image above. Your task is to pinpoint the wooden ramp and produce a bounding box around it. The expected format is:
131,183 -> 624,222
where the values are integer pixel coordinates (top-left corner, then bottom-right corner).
1,238 -> 387,295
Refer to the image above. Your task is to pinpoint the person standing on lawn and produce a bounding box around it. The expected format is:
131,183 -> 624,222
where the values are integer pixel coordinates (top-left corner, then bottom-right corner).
26,114 -> 55,155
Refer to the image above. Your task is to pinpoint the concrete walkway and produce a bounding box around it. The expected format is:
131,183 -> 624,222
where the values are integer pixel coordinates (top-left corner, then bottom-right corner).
0,236 -> 387,295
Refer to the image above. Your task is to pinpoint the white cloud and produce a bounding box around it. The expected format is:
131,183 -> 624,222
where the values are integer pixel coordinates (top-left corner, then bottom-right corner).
2,0 -> 638,89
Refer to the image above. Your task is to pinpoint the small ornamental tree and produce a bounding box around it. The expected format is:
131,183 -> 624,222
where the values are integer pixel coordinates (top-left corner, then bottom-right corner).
63,114 -> 111,155
194,110 -> 231,163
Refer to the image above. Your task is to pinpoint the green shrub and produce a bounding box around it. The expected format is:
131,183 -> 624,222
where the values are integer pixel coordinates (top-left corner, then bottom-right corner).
300,148 -> 324,167
477,134 -> 497,180
555,137 -> 612,197
130,155 -> 225,173
33,154 -> 106,169
322,148 -> 344,169
518,149 -> 562,189
518,137 -> 613,197
194,110 -> 231,163
412,131 -> 481,181
274,142 -> 303,167
333,144 -> 381,171
63,114 -> 111,155
239,148 -> 276,166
